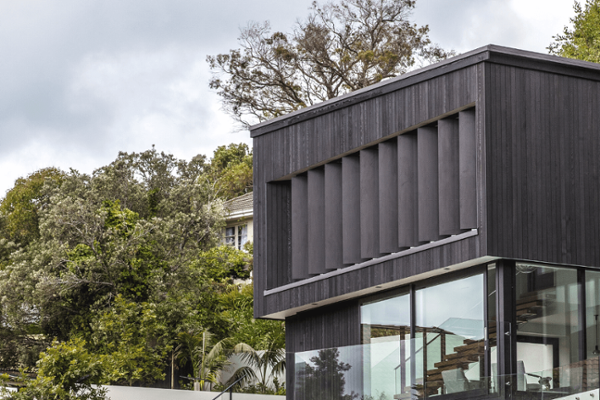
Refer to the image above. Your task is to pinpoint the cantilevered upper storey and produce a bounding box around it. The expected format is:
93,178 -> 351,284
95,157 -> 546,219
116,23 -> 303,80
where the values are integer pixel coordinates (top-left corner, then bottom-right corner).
250,44 -> 600,321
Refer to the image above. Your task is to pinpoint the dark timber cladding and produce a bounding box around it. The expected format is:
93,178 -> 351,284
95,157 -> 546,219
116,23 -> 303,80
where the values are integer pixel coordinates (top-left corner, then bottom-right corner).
484,61 -> 600,267
252,45 -> 600,320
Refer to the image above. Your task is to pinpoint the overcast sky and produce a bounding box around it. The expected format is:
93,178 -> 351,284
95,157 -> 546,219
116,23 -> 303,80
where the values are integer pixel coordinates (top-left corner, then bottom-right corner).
0,0 -> 576,196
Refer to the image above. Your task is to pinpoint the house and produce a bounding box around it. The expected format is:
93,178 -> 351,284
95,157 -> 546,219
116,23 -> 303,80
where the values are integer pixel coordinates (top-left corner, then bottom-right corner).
250,45 -> 600,400
223,192 -> 253,251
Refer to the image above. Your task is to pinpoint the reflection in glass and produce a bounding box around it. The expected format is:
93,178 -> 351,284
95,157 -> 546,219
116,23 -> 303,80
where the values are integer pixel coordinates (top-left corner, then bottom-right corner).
585,270 -> 600,391
487,264 -> 497,393
515,263 -> 579,392
415,274 -> 485,397
361,292 -> 410,400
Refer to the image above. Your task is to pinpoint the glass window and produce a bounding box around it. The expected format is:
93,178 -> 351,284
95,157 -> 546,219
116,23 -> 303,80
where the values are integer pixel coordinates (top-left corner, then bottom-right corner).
415,273 -> 485,397
361,292 -> 411,400
225,224 -> 249,250
515,263 -> 579,392
225,227 -> 236,246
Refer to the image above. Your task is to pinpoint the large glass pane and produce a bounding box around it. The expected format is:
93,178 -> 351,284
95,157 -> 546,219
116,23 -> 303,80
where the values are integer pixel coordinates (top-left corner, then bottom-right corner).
585,270 -> 600,391
361,292 -> 410,400
515,263 -> 579,392
487,264 -> 498,394
415,273 -> 485,397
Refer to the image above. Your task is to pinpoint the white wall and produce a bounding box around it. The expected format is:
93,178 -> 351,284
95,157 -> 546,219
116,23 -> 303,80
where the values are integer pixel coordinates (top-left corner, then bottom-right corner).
104,386 -> 285,400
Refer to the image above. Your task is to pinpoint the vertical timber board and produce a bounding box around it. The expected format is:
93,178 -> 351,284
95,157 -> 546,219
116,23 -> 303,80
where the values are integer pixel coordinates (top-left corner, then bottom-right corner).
307,168 -> 326,275
253,136 -> 265,317
343,154 -> 362,264
379,138 -> 399,253
360,147 -> 380,259
438,117 -> 461,236
291,175 -> 309,280
418,126 -> 440,243
398,133 -> 418,248
459,109 -> 477,230
325,162 -> 344,270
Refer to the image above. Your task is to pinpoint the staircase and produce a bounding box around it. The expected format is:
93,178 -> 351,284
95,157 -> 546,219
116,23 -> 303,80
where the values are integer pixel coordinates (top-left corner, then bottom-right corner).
395,290 -> 553,399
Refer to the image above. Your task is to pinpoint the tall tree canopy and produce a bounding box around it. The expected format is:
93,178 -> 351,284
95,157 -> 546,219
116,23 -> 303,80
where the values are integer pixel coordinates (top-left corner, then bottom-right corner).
207,0 -> 454,128
549,0 -> 600,62
0,145 -> 285,397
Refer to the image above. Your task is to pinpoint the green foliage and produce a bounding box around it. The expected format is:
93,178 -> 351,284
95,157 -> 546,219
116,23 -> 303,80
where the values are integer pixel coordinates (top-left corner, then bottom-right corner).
549,0 -> 600,62
196,246 -> 252,283
90,295 -> 169,386
204,144 -> 253,200
0,145 -> 285,393
0,167 -> 64,249
207,0 -> 454,128
218,285 -> 284,350
175,328 -> 229,391
10,338 -> 107,400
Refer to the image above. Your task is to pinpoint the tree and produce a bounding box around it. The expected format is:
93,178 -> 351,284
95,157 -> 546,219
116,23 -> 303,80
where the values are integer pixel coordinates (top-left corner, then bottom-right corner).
176,328 -> 229,391
0,149 -> 225,371
89,296 -> 170,386
203,144 -> 253,199
207,0 -> 453,128
549,0 -> 600,62
9,338 -> 107,400
0,168 -> 64,249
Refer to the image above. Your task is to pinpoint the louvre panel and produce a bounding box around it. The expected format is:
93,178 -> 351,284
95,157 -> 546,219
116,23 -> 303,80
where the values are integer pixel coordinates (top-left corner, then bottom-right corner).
325,162 -> 344,270
284,108 -> 477,284
418,126 -> 440,243
360,148 -> 381,259
291,174 -> 309,280
308,168 -> 326,275
379,139 -> 399,253
438,117 -> 461,236
343,154 -> 362,264
459,109 -> 477,229
398,133 -> 419,248
266,182 -> 291,289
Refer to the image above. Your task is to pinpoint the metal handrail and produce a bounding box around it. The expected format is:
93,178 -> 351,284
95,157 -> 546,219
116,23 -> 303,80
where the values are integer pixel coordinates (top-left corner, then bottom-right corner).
211,376 -> 245,400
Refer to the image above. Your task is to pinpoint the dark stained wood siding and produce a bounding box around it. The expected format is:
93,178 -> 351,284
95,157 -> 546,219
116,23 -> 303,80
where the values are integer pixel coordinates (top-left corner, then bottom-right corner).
484,63 -> 600,267
254,47 -> 600,322
252,65 -> 482,318
285,301 -> 361,400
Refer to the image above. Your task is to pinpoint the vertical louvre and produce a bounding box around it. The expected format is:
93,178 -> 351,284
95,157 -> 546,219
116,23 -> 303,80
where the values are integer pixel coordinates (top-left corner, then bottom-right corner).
308,168 -> 326,275
438,117 -> 461,236
291,174 -> 309,280
379,139 -> 399,253
283,108 -> 476,283
343,154 -> 362,264
418,126 -> 440,243
267,182 -> 291,289
361,148 -> 381,259
325,162 -> 343,270
398,133 -> 418,248
459,109 -> 477,229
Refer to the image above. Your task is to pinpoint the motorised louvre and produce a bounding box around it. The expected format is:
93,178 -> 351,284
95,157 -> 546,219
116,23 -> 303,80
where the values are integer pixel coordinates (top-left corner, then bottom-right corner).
342,154 -> 362,264
360,147 -> 381,259
418,126 -> 440,243
438,117 -> 461,236
291,174 -> 309,280
459,109 -> 477,230
325,162 -> 344,271
379,138 -> 399,254
398,133 -> 419,248
308,168 -> 326,275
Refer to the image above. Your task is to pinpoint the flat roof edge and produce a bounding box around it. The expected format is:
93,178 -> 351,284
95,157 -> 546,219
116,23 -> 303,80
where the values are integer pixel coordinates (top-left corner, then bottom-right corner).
250,44 -> 600,138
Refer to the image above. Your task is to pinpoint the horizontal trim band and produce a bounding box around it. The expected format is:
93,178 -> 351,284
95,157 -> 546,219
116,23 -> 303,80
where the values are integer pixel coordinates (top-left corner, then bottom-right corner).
264,228 -> 478,296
